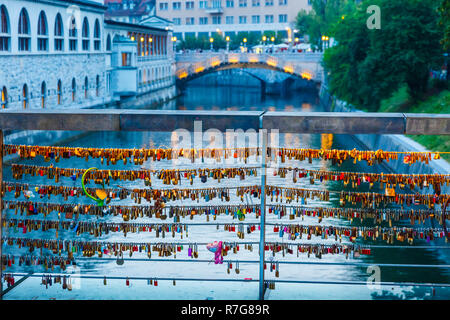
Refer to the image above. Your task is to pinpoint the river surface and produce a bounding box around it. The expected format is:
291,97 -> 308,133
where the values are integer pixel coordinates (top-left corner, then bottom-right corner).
2,84 -> 449,300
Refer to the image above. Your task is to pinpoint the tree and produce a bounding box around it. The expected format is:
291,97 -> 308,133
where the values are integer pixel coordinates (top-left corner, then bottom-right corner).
324,0 -> 443,110
296,0 -> 356,49
439,0 -> 450,51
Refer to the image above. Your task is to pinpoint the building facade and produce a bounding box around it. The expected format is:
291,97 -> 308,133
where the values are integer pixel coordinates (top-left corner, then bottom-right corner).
0,0 -> 175,110
155,0 -> 312,40
105,0 -> 154,24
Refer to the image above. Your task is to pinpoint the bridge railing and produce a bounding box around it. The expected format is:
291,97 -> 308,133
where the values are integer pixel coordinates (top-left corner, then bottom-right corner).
0,110 -> 449,300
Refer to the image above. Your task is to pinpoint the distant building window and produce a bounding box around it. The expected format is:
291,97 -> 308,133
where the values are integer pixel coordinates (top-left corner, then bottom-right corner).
18,8 -> 30,51
94,19 -> 101,51
72,78 -> 76,102
54,13 -> 64,51
252,0 -> 260,6
239,0 -> 247,7
186,1 -> 194,9
226,16 -> 234,24
122,52 -> 131,66
279,0 -> 287,5
212,16 -> 221,25
186,17 -> 194,25
57,80 -> 62,104
84,76 -> 89,99
252,15 -> 260,24
265,0 -> 274,5
37,11 -> 48,51
173,18 -> 181,25
106,34 -> 111,51
96,75 -> 100,97
41,81 -> 46,108
199,1 -> 208,8
22,84 -> 28,109
199,17 -> 208,25
82,18 -> 90,51
226,0 -> 234,7
0,5 -> 10,51
159,2 -> 168,10
1,86 -> 7,108
279,14 -> 287,23
173,2 -> 181,10
69,15 -> 77,51
265,15 -> 274,23
239,16 -> 247,24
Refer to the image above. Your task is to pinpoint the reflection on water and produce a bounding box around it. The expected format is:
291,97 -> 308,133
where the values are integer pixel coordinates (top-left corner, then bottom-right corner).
3,85 -> 449,300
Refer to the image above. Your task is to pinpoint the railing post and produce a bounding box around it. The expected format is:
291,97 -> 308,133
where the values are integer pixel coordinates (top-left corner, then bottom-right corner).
259,128 -> 268,300
0,129 -> 3,300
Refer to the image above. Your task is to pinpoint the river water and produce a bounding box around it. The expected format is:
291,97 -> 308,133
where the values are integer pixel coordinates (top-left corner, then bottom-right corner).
2,84 -> 449,300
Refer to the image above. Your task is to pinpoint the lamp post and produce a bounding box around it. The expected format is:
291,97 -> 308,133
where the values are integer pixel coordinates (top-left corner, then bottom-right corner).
226,36 -> 230,52
171,36 -> 177,53
271,36 -> 275,53
243,37 -> 247,52
262,35 -> 267,53
210,37 -> 214,51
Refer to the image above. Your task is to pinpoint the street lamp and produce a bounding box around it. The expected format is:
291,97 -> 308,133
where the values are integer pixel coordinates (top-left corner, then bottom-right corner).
171,36 -> 177,52
243,37 -> 247,52
226,36 -> 230,52
262,35 -> 267,53
271,36 -> 275,52
210,37 -> 214,51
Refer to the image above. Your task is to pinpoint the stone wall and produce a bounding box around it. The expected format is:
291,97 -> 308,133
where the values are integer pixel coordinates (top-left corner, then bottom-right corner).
0,53 -> 111,110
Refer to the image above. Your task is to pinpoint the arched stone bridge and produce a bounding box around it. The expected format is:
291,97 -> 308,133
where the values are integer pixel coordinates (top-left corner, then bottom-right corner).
175,52 -> 324,84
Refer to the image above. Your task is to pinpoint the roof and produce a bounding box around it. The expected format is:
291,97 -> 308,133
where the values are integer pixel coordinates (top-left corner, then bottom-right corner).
105,0 -> 154,17
56,0 -> 107,10
105,19 -> 168,33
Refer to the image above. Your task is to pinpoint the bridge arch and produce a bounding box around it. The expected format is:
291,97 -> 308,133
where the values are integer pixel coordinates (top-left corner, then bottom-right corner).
175,53 -> 321,84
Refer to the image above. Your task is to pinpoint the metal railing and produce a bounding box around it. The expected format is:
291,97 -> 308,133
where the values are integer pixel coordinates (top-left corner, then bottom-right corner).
0,110 -> 449,300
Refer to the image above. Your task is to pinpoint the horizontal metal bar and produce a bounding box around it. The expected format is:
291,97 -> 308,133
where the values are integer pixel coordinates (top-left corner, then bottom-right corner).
7,273 -> 449,288
0,110 -> 448,135
7,273 -> 259,282
0,110 -> 263,132
405,113 -> 450,135
263,112 -> 406,134
5,255 -> 448,269
273,261 -> 450,268
266,279 -> 450,288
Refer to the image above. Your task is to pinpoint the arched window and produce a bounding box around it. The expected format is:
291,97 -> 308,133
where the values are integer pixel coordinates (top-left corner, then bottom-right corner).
41,81 -> 46,108
84,76 -> 88,98
82,17 -> 89,51
143,69 -> 147,84
1,86 -> 7,108
18,8 -> 30,51
54,13 -> 63,51
0,5 -> 10,51
71,78 -> 76,102
69,16 -> 77,51
57,80 -> 62,104
37,11 -> 48,51
96,75 -> 100,96
139,70 -> 142,85
94,19 -> 100,51
106,34 -> 111,51
22,84 -> 28,109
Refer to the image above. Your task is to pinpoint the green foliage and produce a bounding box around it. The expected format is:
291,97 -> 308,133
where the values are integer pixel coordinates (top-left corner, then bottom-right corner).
379,88 -> 450,161
323,0 -> 444,111
439,0 -> 450,50
296,0 -> 356,49
176,31 -> 283,51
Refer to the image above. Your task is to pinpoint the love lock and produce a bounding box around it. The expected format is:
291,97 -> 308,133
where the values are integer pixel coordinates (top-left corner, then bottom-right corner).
82,168 -> 111,207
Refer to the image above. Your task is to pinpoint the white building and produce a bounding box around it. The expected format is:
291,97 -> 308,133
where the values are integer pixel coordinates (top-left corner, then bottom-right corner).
0,0 -> 175,110
155,0 -> 312,40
